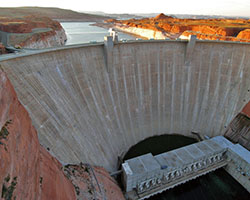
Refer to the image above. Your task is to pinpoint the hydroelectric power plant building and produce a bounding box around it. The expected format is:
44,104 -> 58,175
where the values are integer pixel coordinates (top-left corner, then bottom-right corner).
0,35 -> 249,199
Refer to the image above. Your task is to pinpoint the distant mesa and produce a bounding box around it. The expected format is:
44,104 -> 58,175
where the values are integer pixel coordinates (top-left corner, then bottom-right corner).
154,13 -> 173,20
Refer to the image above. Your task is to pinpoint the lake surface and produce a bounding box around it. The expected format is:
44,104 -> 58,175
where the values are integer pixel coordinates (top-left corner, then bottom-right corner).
61,22 -> 136,45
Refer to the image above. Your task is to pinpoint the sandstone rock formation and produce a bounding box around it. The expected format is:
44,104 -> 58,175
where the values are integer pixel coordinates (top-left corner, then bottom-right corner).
224,100 -> 250,150
0,43 -> 6,54
154,13 -> 173,20
0,70 -> 76,200
106,13 -> 250,42
18,29 -> 67,49
242,100 -> 250,118
0,70 -> 124,200
237,29 -> 250,40
64,164 -> 125,200
0,15 -> 67,49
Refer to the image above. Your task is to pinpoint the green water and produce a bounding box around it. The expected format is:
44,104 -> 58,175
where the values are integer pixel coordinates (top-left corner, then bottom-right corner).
123,134 -> 250,200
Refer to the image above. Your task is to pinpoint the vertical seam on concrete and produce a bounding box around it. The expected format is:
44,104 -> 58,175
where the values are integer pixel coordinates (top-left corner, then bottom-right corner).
198,46 -> 213,134
191,47 -> 203,131
229,47 -> 246,124
122,63 -> 136,144
148,62 -> 154,135
207,49 -> 223,134
113,63 -> 129,147
157,52 -> 161,134
214,47 -> 234,136
170,51 -> 176,133
105,69 -> 127,151
162,60 -> 166,133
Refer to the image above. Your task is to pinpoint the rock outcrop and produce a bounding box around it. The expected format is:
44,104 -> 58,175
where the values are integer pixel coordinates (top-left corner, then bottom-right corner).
154,13 -> 173,20
0,43 -> 6,54
224,101 -> 250,150
113,24 -> 167,39
64,164 -> 125,200
19,29 -> 67,49
0,70 -> 76,199
224,113 -> 250,150
105,14 -> 250,42
0,69 -> 124,199
0,15 -> 67,49
237,29 -> 250,40
242,100 -> 250,118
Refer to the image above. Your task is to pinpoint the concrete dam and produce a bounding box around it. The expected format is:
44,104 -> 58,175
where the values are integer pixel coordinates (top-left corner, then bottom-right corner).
0,39 -> 250,172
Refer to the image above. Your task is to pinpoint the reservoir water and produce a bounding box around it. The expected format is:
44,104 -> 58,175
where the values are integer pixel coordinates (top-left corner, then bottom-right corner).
61,22 -> 136,45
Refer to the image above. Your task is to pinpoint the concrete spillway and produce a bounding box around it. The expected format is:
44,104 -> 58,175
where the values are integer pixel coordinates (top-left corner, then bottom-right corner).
0,40 -> 250,171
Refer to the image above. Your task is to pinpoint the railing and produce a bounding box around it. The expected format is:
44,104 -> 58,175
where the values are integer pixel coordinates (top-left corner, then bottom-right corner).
136,152 -> 226,195
121,136 -> 240,200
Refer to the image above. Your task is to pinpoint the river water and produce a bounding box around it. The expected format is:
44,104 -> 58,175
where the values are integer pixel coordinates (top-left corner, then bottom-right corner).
61,22 -> 135,45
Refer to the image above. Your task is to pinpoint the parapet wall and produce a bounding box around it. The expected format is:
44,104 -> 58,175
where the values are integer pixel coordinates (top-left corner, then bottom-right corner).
1,40 -> 250,171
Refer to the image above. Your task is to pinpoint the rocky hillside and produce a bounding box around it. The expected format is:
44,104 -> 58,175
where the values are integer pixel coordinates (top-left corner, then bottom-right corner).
0,7 -> 110,51
0,15 -> 67,49
224,101 -> 250,150
0,69 -> 124,199
0,7 -> 110,22
105,13 -> 250,42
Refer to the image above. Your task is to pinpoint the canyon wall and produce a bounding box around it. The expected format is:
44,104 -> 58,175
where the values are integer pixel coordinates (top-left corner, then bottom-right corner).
114,25 -> 167,39
242,100 -> 250,117
20,29 -> 67,49
0,70 -> 76,200
1,40 -> 250,171
224,100 -> 250,150
0,70 -> 124,199
0,16 -> 67,49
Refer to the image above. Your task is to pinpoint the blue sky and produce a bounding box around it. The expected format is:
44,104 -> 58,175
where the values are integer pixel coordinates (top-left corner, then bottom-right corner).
1,0 -> 250,17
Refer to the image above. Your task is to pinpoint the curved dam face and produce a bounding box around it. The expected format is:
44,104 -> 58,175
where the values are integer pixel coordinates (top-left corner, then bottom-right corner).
1,40 -> 250,171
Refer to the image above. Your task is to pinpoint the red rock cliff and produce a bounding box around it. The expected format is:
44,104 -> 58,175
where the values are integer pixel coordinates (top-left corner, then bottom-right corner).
109,14 -> 250,42
0,15 -> 67,49
0,43 -> 6,54
64,164 -> 125,200
242,100 -> 250,118
0,69 -> 125,199
0,70 -> 76,199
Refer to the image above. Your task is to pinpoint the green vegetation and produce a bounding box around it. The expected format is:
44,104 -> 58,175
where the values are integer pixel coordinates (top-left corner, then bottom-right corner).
4,175 -> 10,183
1,176 -> 17,200
39,177 -> 43,185
73,185 -> 80,196
0,120 -> 12,149
84,167 -> 89,174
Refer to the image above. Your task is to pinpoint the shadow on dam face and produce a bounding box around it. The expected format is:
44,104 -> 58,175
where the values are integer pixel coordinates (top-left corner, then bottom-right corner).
0,40 -> 250,171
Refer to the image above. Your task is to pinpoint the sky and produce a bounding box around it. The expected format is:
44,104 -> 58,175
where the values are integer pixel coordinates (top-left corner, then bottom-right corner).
1,0 -> 250,17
